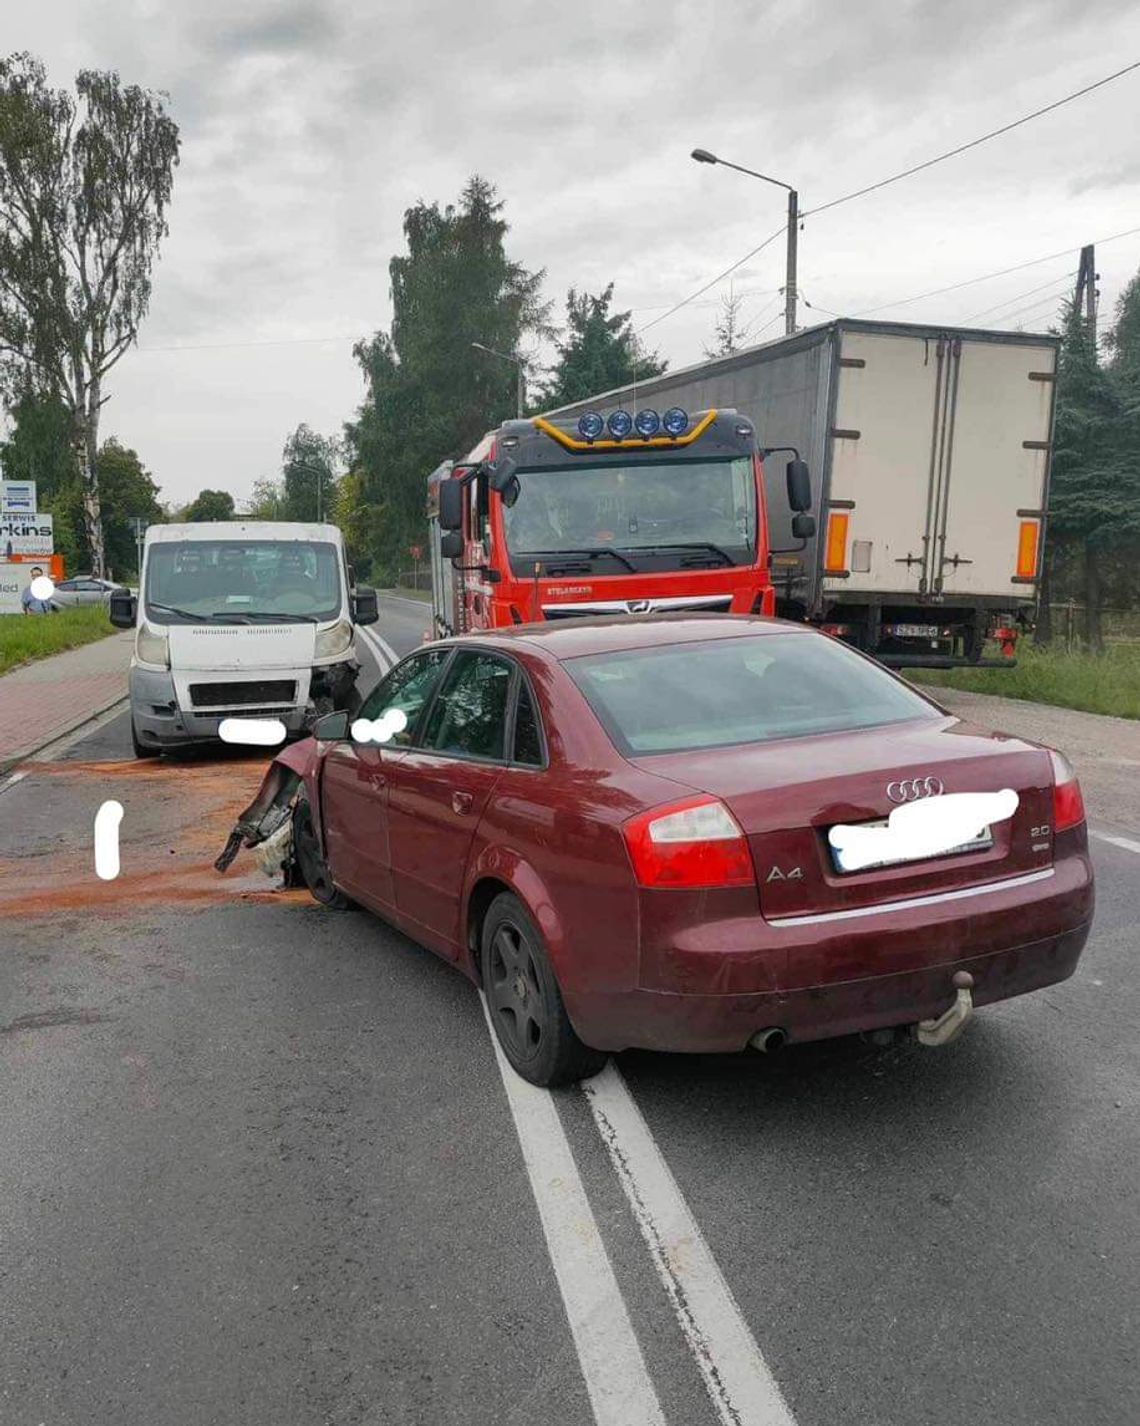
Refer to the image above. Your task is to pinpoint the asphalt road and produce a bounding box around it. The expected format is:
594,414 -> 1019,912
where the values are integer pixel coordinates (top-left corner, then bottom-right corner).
1,594 -> 1137,1426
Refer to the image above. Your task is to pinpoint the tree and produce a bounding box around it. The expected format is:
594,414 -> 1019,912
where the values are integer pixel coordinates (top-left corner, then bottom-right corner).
245,476 -> 284,520
49,436 -> 162,575
1046,288 -> 1140,649
704,287 -> 752,360
0,388 -> 73,503
539,284 -> 665,410
0,53 -> 179,576
181,489 -> 235,522
346,176 -> 551,578
281,423 -> 340,523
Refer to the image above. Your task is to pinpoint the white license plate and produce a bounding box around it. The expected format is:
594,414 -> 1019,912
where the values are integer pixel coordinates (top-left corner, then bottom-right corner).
891,623 -> 941,639
829,819 -> 993,874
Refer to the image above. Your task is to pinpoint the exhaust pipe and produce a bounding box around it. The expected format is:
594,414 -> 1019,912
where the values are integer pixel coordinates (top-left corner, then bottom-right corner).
750,1027 -> 787,1054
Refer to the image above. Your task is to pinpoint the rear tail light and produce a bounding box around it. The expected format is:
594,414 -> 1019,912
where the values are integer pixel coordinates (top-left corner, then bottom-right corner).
623,795 -> 754,889
1049,749 -> 1085,832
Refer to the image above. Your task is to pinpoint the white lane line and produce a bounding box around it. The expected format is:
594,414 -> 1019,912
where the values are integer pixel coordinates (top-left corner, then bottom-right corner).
380,591 -> 434,613
584,1062 -> 798,1426
356,621 -> 398,670
480,996 -> 666,1426
1091,829 -> 1140,856
0,770 -> 28,797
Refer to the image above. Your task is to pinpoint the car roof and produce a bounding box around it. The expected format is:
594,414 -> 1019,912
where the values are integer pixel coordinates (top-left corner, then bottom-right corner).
445,613 -> 808,662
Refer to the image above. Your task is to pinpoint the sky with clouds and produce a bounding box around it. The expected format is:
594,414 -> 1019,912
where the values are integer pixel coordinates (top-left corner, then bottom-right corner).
6,0 -> 1140,509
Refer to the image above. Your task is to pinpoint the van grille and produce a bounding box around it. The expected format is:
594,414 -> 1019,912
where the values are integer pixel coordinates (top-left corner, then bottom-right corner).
189,680 -> 296,707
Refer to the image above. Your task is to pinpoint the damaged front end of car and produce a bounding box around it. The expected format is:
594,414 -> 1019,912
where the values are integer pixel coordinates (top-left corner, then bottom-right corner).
214,739 -> 318,881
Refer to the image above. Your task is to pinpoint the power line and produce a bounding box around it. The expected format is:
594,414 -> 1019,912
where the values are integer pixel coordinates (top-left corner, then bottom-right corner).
635,224 -> 785,336
962,270 -> 1078,322
138,333 -> 357,353
991,290 -> 1074,328
851,224 -> 1140,316
803,59 -> 1139,219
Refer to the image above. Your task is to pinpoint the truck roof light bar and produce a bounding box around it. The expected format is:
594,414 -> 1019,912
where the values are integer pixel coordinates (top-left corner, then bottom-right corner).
532,408 -> 714,453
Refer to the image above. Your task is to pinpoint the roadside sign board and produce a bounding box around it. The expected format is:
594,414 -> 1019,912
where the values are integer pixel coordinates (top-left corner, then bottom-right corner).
1,514 -> 54,557
0,561 -> 33,614
1,480 -> 37,515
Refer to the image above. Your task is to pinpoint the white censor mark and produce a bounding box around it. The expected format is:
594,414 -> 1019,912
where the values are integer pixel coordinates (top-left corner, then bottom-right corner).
30,574 -> 56,601
829,790 -> 1020,873
218,717 -> 287,746
94,799 -> 124,881
351,708 -> 408,745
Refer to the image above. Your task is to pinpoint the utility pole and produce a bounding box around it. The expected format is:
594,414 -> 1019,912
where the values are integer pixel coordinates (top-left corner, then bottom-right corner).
784,189 -> 799,335
1074,245 -> 1098,344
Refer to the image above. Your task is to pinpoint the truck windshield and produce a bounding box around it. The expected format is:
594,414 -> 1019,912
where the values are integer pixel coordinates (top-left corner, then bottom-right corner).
144,541 -> 343,624
501,457 -> 756,571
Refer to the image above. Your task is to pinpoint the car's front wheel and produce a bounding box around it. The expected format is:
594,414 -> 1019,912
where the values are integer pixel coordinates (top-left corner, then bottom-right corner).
481,892 -> 606,1087
292,793 -> 350,909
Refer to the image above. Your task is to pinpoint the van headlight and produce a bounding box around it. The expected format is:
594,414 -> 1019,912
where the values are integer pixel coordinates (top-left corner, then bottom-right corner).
315,619 -> 354,659
136,622 -> 170,668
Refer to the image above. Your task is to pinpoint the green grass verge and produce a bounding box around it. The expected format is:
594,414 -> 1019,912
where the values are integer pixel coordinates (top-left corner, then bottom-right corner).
915,642 -> 1140,720
0,605 -> 118,676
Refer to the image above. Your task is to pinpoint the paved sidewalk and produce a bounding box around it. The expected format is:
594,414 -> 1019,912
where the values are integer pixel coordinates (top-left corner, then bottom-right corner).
0,631 -> 133,770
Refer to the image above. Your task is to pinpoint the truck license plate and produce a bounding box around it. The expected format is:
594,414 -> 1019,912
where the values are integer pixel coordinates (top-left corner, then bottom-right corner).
891,623 -> 940,639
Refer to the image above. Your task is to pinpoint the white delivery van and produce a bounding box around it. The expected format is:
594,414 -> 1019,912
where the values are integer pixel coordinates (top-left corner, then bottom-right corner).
110,521 -> 379,757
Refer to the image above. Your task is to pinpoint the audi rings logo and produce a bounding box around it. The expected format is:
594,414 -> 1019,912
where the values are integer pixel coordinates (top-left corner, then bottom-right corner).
886,775 -> 944,803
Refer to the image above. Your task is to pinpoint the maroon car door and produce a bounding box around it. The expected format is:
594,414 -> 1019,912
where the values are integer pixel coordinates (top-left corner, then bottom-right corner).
385,649 -> 514,957
320,646 -> 453,912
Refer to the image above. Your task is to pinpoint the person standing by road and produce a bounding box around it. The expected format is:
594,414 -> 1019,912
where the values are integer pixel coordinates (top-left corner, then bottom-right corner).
20,567 -> 53,615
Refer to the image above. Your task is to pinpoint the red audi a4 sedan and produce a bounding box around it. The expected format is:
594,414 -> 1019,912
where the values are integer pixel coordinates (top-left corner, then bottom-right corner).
221,616 -> 1094,1085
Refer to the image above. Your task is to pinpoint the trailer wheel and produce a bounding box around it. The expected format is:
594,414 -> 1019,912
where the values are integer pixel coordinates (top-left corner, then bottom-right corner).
292,793 -> 351,909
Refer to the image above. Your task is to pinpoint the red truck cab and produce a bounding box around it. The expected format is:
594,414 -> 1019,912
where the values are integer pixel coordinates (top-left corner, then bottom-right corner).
427,406 -> 814,636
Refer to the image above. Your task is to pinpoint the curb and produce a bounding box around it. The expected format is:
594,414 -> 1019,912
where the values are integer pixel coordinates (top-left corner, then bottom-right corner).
0,689 -> 130,775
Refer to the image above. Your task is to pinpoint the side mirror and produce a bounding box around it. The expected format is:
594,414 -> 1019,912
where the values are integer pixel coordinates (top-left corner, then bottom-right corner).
786,458 -> 812,512
109,590 -> 137,628
315,709 -> 350,741
486,452 -> 518,493
791,512 -> 816,539
438,479 -> 464,531
440,530 -> 463,560
500,474 -> 521,509
352,585 -> 379,626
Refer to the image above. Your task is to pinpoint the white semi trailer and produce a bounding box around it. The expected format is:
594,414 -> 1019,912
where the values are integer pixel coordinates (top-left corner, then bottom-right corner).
550,319 -> 1059,666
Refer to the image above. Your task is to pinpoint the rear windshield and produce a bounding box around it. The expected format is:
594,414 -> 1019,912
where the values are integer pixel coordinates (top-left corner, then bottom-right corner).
565,632 -> 937,754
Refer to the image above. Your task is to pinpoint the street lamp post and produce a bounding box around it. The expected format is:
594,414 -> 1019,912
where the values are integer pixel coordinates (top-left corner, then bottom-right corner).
691,148 -> 799,336
471,341 -> 526,419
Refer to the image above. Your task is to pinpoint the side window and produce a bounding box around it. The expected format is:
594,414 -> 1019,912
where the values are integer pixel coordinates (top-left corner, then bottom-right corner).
512,679 -> 544,767
358,648 -> 450,746
421,651 -> 513,761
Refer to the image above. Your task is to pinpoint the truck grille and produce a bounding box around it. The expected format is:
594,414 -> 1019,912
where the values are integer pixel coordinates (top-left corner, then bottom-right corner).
189,680 -> 296,708
542,596 -> 733,620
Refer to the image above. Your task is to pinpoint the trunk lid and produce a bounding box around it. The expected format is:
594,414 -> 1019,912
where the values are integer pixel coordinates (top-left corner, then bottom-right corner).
634,715 -> 1054,922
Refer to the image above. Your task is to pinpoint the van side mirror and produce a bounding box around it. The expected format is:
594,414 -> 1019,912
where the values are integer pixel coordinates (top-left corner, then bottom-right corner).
438,479 -> 464,531
315,709 -> 350,741
786,459 -> 812,512
791,512 -> 816,539
109,590 -> 137,628
352,586 -> 379,625
440,530 -> 463,560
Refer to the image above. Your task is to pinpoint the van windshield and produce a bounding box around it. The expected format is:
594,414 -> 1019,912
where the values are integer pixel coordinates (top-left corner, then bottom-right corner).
144,541 -> 343,624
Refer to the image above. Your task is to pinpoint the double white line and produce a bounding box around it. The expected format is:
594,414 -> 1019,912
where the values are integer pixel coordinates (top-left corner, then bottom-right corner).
483,997 -> 797,1426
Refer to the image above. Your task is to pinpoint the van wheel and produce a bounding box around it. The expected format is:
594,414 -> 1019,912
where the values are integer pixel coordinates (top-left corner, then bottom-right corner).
292,794 -> 350,909
131,720 -> 160,758
481,892 -> 607,1087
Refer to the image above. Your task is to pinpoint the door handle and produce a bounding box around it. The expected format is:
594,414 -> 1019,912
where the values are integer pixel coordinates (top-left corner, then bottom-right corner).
452,791 -> 473,815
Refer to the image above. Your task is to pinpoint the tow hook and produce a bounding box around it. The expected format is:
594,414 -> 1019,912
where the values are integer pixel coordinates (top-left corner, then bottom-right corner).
915,971 -> 975,1047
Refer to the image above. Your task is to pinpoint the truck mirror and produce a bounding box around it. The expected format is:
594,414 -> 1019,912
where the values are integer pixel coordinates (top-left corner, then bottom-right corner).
109,590 -> 137,628
486,452 -> 518,493
352,585 -> 379,626
786,459 -> 812,512
440,530 -> 463,560
791,512 -> 816,539
500,474 -> 520,509
438,479 -> 464,531
315,709 -> 350,741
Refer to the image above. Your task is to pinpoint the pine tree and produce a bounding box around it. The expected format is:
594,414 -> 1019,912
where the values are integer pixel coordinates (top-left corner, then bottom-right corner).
703,287 -> 752,360
540,285 -> 665,410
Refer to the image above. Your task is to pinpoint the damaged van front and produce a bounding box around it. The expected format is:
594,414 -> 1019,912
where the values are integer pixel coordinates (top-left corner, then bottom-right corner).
111,522 -> 378,758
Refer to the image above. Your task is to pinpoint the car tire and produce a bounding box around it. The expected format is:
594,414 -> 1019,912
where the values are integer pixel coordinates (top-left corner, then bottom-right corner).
481,892 -> 606,1087
292,792 -> 351,909
131,720 -> 160,759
